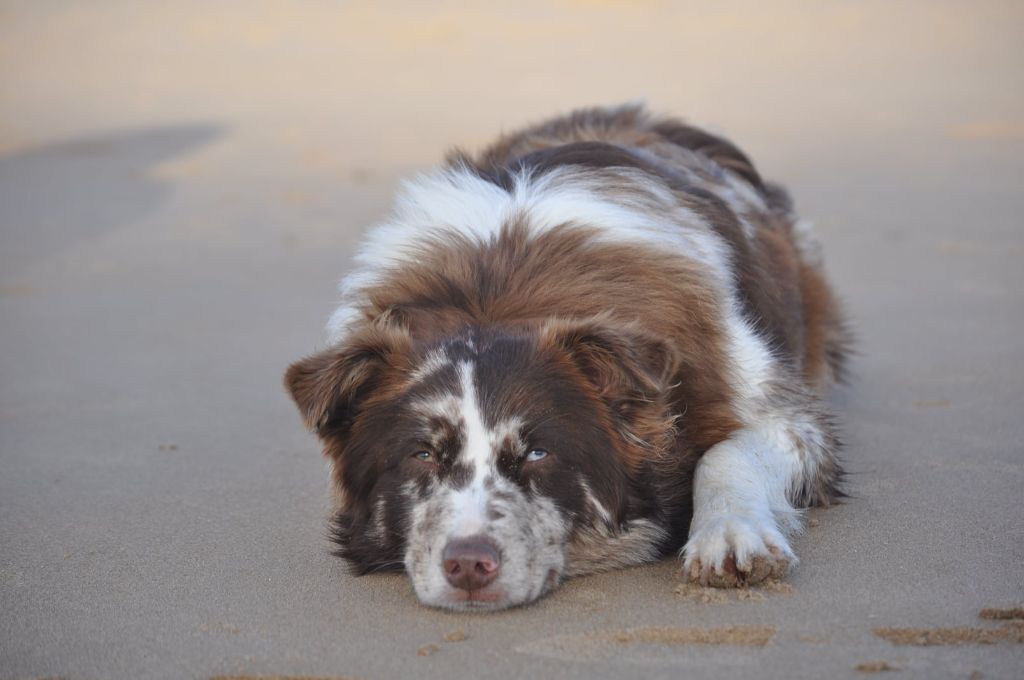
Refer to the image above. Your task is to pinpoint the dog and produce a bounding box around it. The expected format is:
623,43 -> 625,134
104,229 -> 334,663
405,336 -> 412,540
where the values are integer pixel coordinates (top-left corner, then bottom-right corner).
285,104 -> 848,610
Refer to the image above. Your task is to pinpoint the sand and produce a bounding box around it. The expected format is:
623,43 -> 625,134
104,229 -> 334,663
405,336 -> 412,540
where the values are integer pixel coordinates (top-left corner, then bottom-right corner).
673,580 -> 793,604
2,2 -> 1023,679
873,624 -> 1024,646
604,626 -> 777,647
979,607 -> 1024,621
853,661 -> 899,673
443,629 -> 468,643
211,677 -> 358,680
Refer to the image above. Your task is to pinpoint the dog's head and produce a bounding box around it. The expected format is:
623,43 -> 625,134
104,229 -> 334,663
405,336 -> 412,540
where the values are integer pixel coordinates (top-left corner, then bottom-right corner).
285,318 -> 678,610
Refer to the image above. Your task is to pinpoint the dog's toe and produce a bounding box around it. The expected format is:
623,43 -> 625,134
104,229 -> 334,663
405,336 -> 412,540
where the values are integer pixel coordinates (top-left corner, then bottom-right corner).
682,515 -> 794,587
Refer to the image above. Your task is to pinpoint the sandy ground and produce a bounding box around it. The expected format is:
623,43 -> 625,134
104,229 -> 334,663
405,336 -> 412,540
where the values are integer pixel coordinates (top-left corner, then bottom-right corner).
2,2 -> 1023,678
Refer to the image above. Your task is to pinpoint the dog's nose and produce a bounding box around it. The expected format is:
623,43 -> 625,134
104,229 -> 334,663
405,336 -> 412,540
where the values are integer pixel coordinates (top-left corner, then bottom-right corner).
442,536 -> 501,591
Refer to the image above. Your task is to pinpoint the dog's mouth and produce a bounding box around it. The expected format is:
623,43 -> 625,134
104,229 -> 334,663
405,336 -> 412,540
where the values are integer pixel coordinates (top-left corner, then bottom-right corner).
441,587 -> 510,610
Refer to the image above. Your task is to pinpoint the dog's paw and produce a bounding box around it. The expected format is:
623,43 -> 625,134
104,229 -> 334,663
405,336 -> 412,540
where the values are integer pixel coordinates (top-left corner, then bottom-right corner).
681,514 -> 795,587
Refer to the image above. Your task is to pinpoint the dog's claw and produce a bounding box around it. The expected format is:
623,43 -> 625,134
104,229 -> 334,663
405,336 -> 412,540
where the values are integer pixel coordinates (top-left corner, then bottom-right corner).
682,514 -> 795,588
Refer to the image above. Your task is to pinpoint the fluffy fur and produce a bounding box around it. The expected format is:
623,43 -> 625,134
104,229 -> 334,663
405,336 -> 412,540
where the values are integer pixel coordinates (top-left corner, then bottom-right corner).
285,104 -> 849,610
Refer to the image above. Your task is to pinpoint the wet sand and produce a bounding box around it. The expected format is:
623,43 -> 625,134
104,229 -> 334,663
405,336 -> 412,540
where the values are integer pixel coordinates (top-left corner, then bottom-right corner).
2,2 -> 1023,678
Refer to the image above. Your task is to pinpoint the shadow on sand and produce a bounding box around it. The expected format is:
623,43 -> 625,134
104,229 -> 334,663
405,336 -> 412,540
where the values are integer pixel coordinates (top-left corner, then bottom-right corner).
0,124 -> 223,275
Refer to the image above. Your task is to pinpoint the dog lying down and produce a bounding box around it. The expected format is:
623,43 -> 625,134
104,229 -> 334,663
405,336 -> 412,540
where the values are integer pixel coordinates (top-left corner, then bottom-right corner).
285,104 -> 849,611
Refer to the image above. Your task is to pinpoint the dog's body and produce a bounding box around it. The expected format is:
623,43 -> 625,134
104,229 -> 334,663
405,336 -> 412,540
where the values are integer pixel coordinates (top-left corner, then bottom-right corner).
286,104 -> 848,610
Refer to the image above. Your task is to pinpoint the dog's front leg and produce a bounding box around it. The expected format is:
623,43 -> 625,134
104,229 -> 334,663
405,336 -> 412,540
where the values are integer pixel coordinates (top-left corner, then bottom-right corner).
682,422 -> 816,586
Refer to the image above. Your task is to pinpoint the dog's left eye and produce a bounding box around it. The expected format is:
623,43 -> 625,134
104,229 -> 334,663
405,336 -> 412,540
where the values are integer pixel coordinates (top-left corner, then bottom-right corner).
413,451 -> 433,462
525,448 -> 549,463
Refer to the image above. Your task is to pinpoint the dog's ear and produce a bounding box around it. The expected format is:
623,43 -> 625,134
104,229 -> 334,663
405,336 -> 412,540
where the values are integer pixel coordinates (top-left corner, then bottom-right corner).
541,316 -> 680,455
284,324 -> 413,434
542,316 -> 679,398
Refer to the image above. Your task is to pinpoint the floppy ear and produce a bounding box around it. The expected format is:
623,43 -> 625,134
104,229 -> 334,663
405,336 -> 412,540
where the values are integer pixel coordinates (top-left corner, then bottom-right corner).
541,316 -> 680,455
284,325 -> 412,434
542,316 -> 679,399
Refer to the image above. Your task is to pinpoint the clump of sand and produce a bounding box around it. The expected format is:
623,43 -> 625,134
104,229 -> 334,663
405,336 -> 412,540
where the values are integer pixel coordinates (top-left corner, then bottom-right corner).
854,660 -> 899,673
674,579 -> 793,603
674,582 -> 729,603
443,629 -> 467,642
737,589 -> 767,602
211,676 -> 357,680
873,624 -> 1024,646
599,625 -> 776,647
979,607 -> 1024,621
761,580 -> 795,594
414,627 -> 470,656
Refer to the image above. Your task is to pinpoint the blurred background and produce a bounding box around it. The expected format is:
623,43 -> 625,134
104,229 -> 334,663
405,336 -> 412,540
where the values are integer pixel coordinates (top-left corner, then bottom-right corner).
3,1 -> 1022,185
2,2 -> 1022,679
3,1 -> 1022,294
3,0 -> 1022,262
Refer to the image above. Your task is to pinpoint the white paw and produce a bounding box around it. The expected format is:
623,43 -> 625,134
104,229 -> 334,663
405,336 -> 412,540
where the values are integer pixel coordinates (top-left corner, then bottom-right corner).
682,514 -> 796,587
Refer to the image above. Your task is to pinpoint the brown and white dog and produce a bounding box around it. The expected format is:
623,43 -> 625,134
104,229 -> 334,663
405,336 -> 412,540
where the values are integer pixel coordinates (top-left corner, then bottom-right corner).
285,104 -> 849,610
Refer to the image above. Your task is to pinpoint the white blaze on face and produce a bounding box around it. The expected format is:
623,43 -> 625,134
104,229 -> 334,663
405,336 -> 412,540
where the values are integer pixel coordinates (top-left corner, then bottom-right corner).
449,360 -> 494,536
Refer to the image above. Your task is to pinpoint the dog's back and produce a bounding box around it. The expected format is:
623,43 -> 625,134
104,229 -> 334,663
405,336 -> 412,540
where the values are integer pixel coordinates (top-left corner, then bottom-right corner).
468,104 -> 849,389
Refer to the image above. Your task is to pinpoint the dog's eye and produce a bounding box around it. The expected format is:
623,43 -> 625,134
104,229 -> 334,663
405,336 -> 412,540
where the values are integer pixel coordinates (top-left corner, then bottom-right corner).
525,448 -> 549,463
413,451 -> 433,462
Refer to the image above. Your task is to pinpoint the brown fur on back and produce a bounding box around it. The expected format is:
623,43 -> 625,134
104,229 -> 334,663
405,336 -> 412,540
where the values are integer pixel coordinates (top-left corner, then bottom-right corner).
466,104 -> 848,392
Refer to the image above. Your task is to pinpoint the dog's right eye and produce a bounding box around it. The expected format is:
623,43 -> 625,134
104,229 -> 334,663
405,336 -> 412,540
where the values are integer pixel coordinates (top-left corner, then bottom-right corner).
413,451 -> 433,462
